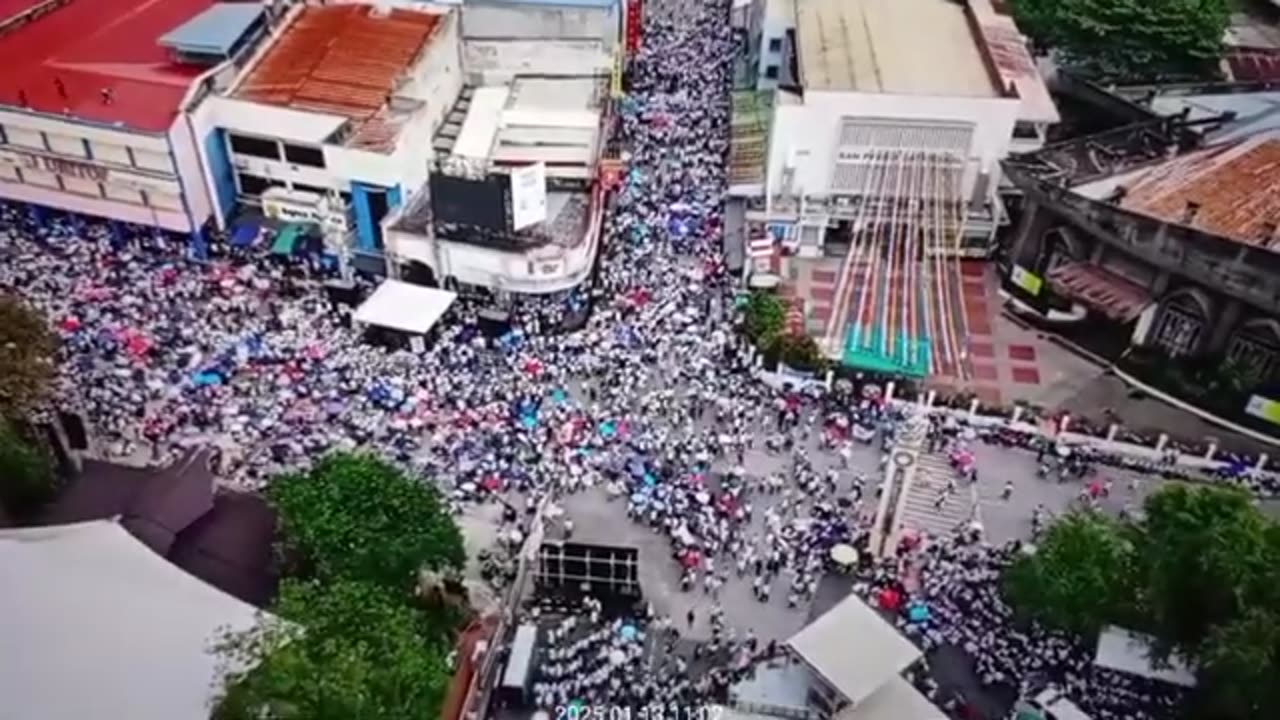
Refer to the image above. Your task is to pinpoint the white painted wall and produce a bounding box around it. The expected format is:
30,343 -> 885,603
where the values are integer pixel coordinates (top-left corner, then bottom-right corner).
463,39 -> 610,78
401,10 -> 466,137
0,108 -> 201,231
384,185 -> 604,294
166,114 -> 214,229
462,2 -> 618,47
200,97 -> 348,145
765,89 -> 1019,200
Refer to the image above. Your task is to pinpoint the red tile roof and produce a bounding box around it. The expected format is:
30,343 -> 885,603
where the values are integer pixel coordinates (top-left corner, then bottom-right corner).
1227,47 -> 1280,82
1047,262 -> 1151,322
0,0 -> 215,132
234,5 -> 439,149
1117,135 -> 1280,246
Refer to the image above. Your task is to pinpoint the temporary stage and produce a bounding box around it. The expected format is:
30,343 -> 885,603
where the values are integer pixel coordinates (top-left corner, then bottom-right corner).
354,280 -> 459,336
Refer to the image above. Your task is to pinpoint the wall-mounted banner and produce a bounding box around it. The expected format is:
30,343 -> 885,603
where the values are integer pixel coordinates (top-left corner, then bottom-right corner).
625,0 -> 644,55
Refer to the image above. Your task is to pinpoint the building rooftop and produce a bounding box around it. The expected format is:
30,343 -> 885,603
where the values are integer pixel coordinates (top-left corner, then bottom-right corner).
968,0 -> 1059,123
1075,134 -> 1280,247
0,0 -> 218,132
794,0 -> 997,97
437,76 -> 604,177
233,5 -> 442,152
157,2 -> 264,58
787,595 -> 922,706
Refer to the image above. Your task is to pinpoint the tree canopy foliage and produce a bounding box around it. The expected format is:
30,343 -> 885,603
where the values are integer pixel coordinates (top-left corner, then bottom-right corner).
743,291 -> 786,343
215,453 -> 466,719
0,420 -> 57,520
267,452 -> 465,592
1004,512 -> 1134,635
1006,484 -> 1280,719
1011,0 -> 1230,80
214,579 -> 452,720
0,294 -> 57,421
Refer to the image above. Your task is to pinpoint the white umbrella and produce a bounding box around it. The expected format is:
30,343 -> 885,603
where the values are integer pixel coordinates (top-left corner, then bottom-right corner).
830,544 -> 858,566
1056,445 -> 1071,457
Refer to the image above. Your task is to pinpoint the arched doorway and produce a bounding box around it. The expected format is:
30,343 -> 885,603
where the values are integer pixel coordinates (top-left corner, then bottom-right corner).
401,260 -> 438,288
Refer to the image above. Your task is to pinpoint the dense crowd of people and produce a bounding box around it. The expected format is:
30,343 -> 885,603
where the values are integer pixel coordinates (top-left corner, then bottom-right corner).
0,1 -> 1250,719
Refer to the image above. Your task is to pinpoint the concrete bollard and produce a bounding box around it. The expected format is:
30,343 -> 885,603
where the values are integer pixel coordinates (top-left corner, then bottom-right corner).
1204,442 -> 1217,462
926,390 -> 937,408
1257,454 -> 1268,472
968,398 -> 980,420
1059,414 -> 1071,434
1010,406 -> 1022,425
885,381 -> 896,402
1106,424 -> 1118,442
824,369 -> 834,391
1155,433 -> 1168,454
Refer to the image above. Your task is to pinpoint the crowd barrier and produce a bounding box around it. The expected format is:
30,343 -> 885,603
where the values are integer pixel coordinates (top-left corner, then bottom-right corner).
751,362 -> 1280,489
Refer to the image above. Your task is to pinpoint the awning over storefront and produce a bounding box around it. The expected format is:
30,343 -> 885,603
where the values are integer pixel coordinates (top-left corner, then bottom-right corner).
1047,262 -> 1151,323
271,224 -> 304,256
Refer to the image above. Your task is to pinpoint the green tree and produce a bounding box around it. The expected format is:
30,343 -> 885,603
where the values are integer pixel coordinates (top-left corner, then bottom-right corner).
0,420 -> 57,520
214,579 -> 453,720
1004,511 -> 1135,635
1194,608 -> 1280,719
743,291 -> 786,343
0,294 -> 57,420
268,453 -> 465,593
1135,485 -> 1274,657
768,331 -> 827,372
1011,0 -> 1230,80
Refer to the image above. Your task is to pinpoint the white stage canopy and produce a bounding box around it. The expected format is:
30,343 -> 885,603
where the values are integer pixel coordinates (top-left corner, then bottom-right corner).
0,521 -> 270,720
836,676 -> 946,720
354,280 -> 458,335
787,595 -> 923,706
1095,626 -> 1198,688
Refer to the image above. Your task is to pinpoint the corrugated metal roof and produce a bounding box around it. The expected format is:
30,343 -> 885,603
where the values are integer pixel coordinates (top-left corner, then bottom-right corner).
235,5 -> 440,149
1116,134 -> 1280,246
158,2 -> 264,57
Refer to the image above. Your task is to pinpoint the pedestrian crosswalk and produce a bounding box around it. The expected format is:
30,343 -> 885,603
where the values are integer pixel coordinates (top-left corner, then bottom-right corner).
897,451 -> 973,539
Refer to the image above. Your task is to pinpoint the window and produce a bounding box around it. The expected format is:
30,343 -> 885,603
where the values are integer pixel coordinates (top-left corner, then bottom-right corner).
1153,306 -> 1203,357
765,65 -> 779,79
283,143 -> 326,168
237,173 -> 271,196
228,133 -> 280,160
293,183 -> 329,197
1012,122 -> 1040,140
768,37 -> 782,52
1227,331 -> 1280,381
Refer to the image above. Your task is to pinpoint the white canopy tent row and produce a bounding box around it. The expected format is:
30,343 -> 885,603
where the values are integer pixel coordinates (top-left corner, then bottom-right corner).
0,521 -> 273,720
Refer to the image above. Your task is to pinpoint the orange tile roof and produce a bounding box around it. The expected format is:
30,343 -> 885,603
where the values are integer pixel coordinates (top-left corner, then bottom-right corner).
235,5 -> 439,146
1119,136 -> 1280,246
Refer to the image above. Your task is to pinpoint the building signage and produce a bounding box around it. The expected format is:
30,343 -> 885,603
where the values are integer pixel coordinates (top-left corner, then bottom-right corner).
5,150 -> 107,182
509,162 -> 548,231
625,0 -> 644,55
1010,265 -> 1043,297
1245,395 -> 1280,426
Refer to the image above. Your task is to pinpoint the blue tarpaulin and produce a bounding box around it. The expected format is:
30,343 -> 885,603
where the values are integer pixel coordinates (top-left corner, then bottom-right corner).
230,222 -> 259,247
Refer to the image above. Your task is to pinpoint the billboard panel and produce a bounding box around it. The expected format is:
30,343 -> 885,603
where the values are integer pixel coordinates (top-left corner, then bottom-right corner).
625,0 -> 643,55
428,173 -> 511,232
509,163 -> 548,231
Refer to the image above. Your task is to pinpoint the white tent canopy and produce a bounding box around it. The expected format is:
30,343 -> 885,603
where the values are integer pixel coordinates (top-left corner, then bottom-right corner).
787,596 -> 923,706
1094,626 -> 1198,688
0,521 -> 270,720
354,280 -> 458,335
836,676 -> 946,720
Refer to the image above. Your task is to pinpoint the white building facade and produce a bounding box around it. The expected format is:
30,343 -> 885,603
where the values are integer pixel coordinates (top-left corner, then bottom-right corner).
188,4 -> 465,256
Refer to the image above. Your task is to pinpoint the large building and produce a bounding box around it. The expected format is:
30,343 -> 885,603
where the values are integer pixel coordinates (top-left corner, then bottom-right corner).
0,0 -> 259,243
192,3 -> 462,261
732,0 -> 1057,378
1002,83 -> 1280,431
757,0 -> 1057,254
382,74 -> 609,295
